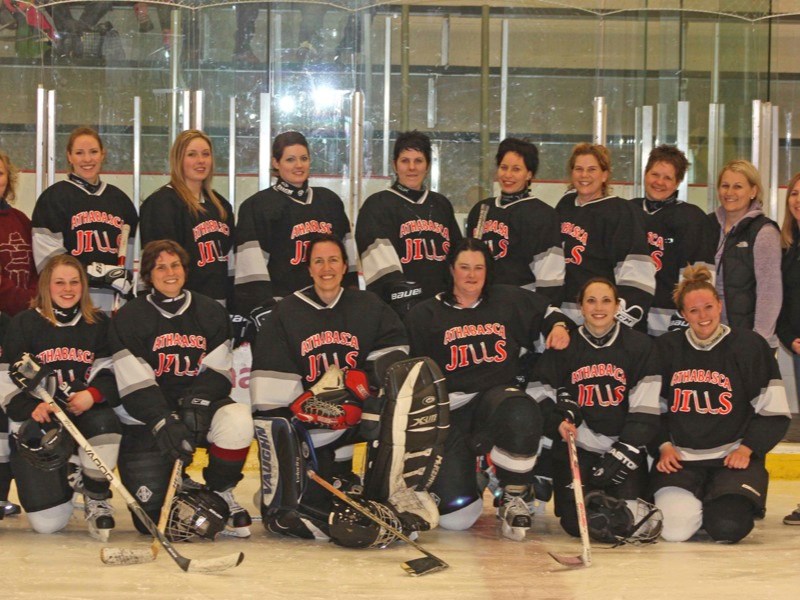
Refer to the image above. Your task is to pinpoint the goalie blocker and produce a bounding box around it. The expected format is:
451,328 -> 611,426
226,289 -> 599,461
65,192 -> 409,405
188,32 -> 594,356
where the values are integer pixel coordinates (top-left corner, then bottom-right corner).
254,357 -> 449,547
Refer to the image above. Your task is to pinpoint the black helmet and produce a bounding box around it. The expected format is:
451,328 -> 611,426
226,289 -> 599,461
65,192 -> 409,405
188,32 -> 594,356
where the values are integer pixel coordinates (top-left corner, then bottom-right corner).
328,496 -> 402,549
585,490 -> 662,546
13,419 -> 75,472
166,489 -> 230,542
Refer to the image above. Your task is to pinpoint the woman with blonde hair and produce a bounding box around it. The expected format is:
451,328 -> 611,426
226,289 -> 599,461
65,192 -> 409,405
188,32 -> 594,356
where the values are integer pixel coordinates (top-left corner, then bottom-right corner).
31,127 -> 138,313
710,159 -> 781,348
653,264 -> 790,542
0,254 -> 121,540
140,130 -> 235,308
555,143 -> 655,331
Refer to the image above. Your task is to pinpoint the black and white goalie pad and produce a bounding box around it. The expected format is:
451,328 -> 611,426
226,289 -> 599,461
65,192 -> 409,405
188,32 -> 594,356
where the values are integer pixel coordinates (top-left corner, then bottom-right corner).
585,490 -> 663,546
364,357 -> 449,532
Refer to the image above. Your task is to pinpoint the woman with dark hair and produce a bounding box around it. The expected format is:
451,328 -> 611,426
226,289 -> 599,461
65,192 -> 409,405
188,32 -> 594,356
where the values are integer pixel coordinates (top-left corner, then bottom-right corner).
529,277 -> 661,543
140,130 -> 235,308
0,254 -> 121,540
466,137 -> 564,305
235,131 -> 357,324
653,264 -> 790,543
356,130 -> 463,316
710,159 -> 781,348
405,237 -> 570,541
31,127 -> 138,313
556,143 -> 654,331
110,239 -> 254,539
631,145 -> 715,336
250,233 -> 408,540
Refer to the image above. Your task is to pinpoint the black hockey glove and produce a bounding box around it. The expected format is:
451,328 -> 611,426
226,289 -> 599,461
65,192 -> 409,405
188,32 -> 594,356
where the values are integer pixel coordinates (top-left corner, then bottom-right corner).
615,298 -> 644,328
229,314 -> 254,348
250,300 -> 276,333
178,397 -> 214,446
151,413 -> 196,464
553,387 -> 582,427
9,353 -> 52,399
667,311 -> 689,333
387,281 -> 423,318
591,441 -> 641,488
86,262 -> 133,296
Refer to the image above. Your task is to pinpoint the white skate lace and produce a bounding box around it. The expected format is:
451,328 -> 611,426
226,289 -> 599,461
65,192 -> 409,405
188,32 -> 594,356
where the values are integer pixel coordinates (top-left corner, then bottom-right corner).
85,497 -> 114,520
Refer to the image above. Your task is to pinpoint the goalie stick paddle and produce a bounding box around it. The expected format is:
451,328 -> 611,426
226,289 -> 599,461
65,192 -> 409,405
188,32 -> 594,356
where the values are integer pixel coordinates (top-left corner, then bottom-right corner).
548,430 -> 592,568
111,223 -> 131,315
100,458 -> 184,566
307,469 -> 449,577
10,354 -> 243,573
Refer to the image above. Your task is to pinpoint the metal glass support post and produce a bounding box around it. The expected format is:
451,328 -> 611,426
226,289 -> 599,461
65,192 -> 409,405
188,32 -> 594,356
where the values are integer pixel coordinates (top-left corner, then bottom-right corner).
400,5 -> 410,132
593,96 -> 606,146
169,9 -> 182,145
770,105 -> 779,220
35,86 -> 46,198
427,77 -> 437,129
133,97 -> 142,209
431,142 -> 441,193
677,100 -> 690,199
194,90 -> 204,131
349,91 -> 365,220
640,105 -> 654,196
707,103 -> 725,212
751,99 -> 763,168
47,90 -> 56,187
229,96 -> 236,211
259,92 -> 272,191
383,15 -> 392,177
499,18 -> 509,142
182,90 -> 191,132
479,5 -> 491,199
362,10 -> 373,108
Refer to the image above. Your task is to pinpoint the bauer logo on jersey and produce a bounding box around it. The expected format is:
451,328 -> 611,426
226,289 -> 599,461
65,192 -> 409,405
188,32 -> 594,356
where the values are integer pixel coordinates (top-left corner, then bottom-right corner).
398,219 -> 451,264
390,287 -> 422,301
442,323 -> 507,372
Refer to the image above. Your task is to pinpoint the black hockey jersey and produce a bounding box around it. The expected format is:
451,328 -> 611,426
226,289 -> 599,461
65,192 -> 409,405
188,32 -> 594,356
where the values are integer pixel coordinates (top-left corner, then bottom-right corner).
405,284 -> 567,411
556,193 -> 655,327
250,287 -> 409,414
31,179 -> 138,310
140,186 -> 234,307
109,291 -> 233,426
466,194 -> 565,305
234,182 -> 357,315
631,196 -> 716,335
0,308 -> 117,421
529,323 -> 660,453
655,327 -> 790,462
356,186 -> 463,302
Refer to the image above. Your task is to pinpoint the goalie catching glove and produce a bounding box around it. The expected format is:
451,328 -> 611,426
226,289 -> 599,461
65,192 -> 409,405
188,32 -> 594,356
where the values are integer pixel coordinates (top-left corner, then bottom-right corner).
591,441 -> 641,487
86,262 -> 133,296
290,367 -> 373,430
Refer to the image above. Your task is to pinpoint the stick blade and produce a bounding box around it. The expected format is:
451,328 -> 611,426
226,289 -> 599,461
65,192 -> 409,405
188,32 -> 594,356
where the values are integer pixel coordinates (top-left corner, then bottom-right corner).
548,551 -> 591,568
100,547 -> 157,566
185,552 -> 245,573
402,556 -> 449,577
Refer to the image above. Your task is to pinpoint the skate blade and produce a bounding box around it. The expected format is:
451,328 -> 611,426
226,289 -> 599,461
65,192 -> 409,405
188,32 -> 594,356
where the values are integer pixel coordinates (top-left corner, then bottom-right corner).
402,556 -> 448,576
501,523 -> 528,542
89,526 -> 112,543
220,525 -> 252,539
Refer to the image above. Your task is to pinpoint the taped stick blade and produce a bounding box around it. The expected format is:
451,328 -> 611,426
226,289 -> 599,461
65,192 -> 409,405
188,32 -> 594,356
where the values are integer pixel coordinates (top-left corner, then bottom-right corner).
185,552 -> 245,573
548,551 -> 591,568
402,556 -> 449,576
100,547 -> 157,566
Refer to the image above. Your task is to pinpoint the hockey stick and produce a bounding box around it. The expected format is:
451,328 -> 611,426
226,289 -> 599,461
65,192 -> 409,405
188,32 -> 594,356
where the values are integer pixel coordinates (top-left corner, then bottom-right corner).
100,458 -> 183,565
11,355 -> 243,573
549,430 -> 592,568
474,202 -> 489,239
111,224 -> 131,315
307,469 -> 448,577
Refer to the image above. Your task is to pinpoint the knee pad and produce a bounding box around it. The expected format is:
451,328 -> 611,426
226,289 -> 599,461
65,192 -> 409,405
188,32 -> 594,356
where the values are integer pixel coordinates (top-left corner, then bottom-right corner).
27,501 -> 74,534
655,486 -> 703,542
703,495 -> 755,543
209,402 -> 254,449
437,497 -> 483,531
117,429 -> 171,522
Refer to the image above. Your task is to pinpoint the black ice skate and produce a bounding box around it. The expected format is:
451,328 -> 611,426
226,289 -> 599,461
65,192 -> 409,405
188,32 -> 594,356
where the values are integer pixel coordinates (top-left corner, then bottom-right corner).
215,489 -> 252,538
85,495 -> 115,542
496,485 -> 533,542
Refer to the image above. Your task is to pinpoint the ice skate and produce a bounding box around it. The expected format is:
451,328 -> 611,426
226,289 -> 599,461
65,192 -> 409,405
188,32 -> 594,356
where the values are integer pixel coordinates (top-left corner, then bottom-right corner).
497,486 -> 532,542
215,488 -> 252,538
85,496 -> 115,542
1,500 -> 21,517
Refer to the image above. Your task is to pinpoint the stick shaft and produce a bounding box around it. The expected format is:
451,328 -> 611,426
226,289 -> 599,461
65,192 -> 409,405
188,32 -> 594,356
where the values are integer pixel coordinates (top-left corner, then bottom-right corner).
152,459 -> 183,555
567,431 -> 592,566
474,202 -> 489,239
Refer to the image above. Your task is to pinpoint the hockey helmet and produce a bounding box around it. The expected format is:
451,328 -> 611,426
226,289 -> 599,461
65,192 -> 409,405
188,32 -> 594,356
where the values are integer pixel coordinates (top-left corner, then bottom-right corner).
585,490 -> 663,546
166,489 -> 230,542
328,496 -> 402,549
13,419 -> 75,472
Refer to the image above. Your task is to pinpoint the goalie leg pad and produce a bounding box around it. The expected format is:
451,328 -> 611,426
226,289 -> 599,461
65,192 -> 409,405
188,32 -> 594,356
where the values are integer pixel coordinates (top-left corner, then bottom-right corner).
253,417 -> 306,519
363,357 -> 449,531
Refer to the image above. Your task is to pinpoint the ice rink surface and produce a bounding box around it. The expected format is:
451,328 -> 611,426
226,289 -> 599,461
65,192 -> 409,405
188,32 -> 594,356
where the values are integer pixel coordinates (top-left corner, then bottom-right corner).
2,475 -> 799,600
